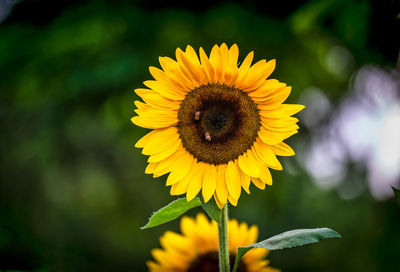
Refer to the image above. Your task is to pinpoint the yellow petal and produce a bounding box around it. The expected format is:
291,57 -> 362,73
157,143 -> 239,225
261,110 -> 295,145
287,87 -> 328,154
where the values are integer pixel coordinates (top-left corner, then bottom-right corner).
131,116 -> 176,129
234,51 -> 254,86
271,142 -> 295,156
228,194 -> 238,206
225,160 -> 241,200
266,86 -> 292,105
248,225 -> 259,244
152,167 -> 171,178
253,151 -> 274,185
170,158 -> 198,195
238,151 -> 260,177
136,127 -> 178,148
151,248 -> 183,268
215,164 -> 228,206
143,80 -> 185,101
214,193 -> 225,209
261,121 -> 299,132
139,92 -> 180,110
202,164 -> 218,203
251,146 -> 282,173
260,104 -> 305,118
184,45 -> 201,65
170,175 -> 191,195
239,168 -> 251,194
176,48 -> 206,85
139,128 -> 180,155
258,126 -> 298,146
154,149 -> 186,176
159,56 -> 195,91
239,51 -> 254,70
134,108 -> 177,121
135,88 -> 152,97
237,222 -> 251,246
186,163 -> 206,201
199,47 -> 215,83
133,106 -> 178,128
261,116 -> 299,128
180,216 -> 196,237
238,59 -> 276,92
223,44 -> 239,85
220,43 -> 229,62
166,151 -> 194,186
147,140 -> 181,163
209,44 -> 222,83
228,219 -> 240,247
149,66 -> 186,92
228,44 -> 239,66
147,260 -> 175,272
249,79 -> 285,98
251,178 -> 266,189
259,167 -> 273,185
193,213 -> 216,243
160,231 -> 194,256
253,140 -> 282,168
225,64 -> 239,86
145,162 -> 158,174
134,100 -> 152,111
219,43 -> 229,82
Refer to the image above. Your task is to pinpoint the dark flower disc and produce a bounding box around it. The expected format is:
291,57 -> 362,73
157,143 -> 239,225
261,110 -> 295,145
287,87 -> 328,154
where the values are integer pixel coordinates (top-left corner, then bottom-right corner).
177,84 -> 261,165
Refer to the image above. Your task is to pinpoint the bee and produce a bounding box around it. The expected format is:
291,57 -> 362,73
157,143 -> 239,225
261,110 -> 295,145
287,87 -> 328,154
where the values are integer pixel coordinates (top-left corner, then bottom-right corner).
194,111 -> 201,121
205,132 -> 212,141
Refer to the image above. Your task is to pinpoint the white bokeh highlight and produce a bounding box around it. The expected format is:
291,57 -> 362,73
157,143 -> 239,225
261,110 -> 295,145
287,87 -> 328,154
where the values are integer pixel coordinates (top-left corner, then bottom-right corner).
301,65 -> 400,199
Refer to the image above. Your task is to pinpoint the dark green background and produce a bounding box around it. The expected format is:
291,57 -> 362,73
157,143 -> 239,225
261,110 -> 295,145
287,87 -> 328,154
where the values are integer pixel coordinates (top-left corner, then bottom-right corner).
1,0 -> 399,271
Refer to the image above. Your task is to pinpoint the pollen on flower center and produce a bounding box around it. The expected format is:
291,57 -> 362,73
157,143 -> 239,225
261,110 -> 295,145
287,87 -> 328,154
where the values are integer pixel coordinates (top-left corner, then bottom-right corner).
177,83 -> 261,165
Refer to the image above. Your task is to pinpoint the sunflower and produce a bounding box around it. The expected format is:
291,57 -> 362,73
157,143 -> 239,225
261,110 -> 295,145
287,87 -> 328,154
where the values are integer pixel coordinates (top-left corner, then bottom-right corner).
147,213 -> 279,272
132,43 -> 304,208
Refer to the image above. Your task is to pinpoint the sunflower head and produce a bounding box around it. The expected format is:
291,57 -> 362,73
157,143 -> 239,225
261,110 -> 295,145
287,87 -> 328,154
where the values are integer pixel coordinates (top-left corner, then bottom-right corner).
147,213 -> 280,272
132,43 -> 304,208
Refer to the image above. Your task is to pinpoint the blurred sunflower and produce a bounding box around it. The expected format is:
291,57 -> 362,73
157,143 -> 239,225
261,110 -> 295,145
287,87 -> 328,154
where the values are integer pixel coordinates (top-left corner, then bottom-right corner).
147,213 -> 279,272
132,43 -> 304,208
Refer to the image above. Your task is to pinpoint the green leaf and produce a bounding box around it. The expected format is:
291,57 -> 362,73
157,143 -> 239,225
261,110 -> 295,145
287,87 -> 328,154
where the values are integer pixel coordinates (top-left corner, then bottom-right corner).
233,228 -> 341,272
141,198 -> 201,229
393,187 -> 400,207
200,197 -> 222,224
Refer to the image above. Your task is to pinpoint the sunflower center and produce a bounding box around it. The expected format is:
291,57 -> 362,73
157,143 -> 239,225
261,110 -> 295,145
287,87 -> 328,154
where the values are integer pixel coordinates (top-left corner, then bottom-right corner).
201,105 -> 235,138
187,251 -> 247,272
177,84 -> 261,165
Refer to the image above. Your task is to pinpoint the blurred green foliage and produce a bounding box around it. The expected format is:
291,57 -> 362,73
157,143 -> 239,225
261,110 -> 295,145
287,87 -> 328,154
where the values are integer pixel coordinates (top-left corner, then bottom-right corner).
0,0 -> 399,271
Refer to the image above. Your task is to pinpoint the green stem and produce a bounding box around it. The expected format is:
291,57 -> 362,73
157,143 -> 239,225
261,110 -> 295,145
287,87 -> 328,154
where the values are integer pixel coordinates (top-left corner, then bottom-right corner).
218,203 -> 230,272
